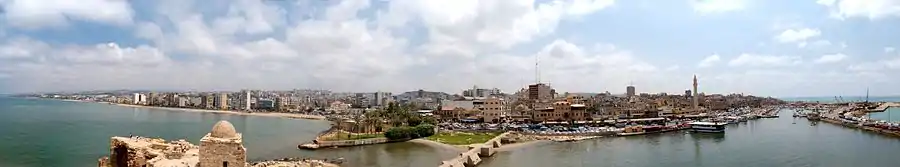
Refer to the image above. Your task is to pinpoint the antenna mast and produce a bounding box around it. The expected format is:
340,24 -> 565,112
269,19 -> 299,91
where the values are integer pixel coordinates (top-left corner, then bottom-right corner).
535,54 -> 540,84
866,87 -> 870,103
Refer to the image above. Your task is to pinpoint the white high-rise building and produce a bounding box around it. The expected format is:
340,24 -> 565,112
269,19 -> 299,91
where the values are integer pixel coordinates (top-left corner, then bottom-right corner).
240,90 -> 251,111
133,93 -> 147,105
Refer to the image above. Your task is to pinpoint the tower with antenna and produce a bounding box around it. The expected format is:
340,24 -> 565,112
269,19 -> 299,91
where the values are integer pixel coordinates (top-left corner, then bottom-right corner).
693,75 -> 699,112
866,87 -> 870,103
535,53 -> 541,84
626,81 -> 636,97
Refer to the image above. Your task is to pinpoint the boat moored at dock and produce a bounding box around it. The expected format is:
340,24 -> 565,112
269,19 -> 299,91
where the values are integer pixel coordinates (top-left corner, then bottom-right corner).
689,122 -> 727,133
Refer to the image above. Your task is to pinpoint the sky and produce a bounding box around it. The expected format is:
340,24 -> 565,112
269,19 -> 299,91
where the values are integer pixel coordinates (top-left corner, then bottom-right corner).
0,0 -> 899,97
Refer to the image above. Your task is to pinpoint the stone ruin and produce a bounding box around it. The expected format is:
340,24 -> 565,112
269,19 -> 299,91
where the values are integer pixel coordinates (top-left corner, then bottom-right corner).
98,120 -> 339,167
200,120 -> 246,167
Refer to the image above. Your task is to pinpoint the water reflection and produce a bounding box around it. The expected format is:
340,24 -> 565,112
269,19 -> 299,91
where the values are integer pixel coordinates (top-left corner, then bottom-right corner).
689,133 -> 725,142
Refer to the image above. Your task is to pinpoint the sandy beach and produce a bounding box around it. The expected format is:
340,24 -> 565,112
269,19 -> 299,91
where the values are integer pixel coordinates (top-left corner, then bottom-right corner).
494,140 -> 548,152
408,139 -> 468,152
71,101 -> 329,120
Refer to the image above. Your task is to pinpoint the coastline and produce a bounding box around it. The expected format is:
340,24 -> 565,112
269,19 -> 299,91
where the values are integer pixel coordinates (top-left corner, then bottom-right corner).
114,103 -> 327,120
48,98 -> 326,121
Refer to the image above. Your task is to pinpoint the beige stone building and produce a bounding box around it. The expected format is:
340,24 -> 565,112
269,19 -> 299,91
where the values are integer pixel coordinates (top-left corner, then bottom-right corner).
216,93 -> 229,110
532,100 -> 588,122
480,97 -> 506,123
436,100 -> 477,122
200,121 -> 246,167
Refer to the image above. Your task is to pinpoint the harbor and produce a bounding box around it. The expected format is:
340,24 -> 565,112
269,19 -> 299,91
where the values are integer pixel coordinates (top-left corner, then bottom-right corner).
793,102 -> 900,137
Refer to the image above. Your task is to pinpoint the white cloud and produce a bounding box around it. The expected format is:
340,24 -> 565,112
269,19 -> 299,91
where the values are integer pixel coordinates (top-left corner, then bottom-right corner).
0,0 -> 895,96
386,0 -> 616,50
665,65 -> 681,71
887,57 -> 900,69
774,28 -> 821,43
727,54 -> 802,67
816,0 -> 836,6
0,0 -> 135,29
847,56 -> 900,72
0,0 -> 641,93
818,0 -> 900,20
806,40 -> 832,49
813,53 -> 847,64
886,47 -> 896,53
690,0 -> 745,14
211,0 -> 287,35
697,54 -> 722,68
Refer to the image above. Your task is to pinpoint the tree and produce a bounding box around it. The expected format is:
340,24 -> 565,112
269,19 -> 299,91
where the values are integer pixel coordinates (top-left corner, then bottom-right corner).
406,115 -> 423,126
383,124 -> 436,140
422,116 -> 438,125
415,124 -> 436,137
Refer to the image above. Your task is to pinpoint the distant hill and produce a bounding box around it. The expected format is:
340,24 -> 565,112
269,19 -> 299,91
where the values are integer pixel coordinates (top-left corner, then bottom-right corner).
395,90 -> 452,100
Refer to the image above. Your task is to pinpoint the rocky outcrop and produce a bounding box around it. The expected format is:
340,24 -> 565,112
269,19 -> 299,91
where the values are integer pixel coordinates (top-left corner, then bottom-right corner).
99,136 -> 198,167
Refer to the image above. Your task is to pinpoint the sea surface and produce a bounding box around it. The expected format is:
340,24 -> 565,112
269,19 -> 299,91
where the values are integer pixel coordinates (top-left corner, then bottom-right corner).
869,107 -> 900,122
3,97 -> 900,167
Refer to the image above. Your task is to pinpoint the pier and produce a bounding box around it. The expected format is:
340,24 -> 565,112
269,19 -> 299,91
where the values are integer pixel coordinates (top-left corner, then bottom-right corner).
438,132 -> 511,167
868,102 -> 900,112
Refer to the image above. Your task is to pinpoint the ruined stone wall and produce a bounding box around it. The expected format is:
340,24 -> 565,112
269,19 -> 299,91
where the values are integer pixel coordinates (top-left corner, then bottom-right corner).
109,138 -> 150,167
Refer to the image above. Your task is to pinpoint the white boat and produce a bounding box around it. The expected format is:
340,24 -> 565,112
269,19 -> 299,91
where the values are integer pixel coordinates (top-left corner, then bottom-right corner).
688,121 -> 727,133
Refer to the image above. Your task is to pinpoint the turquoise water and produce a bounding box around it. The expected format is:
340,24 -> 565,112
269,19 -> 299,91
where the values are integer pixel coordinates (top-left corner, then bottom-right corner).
869,107 -> 900,122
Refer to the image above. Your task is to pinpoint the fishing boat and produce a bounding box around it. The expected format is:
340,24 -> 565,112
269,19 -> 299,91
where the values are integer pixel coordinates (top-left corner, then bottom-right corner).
688,121 -> 727,133
807,112 -> 820,121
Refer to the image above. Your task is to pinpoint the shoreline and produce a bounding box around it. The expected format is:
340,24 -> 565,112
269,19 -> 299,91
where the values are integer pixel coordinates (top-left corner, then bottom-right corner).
115,103 -> 327,120
47,98 -> 327,121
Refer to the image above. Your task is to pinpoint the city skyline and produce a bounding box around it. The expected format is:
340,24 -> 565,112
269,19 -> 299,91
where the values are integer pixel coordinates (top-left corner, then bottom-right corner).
1,0 -> 899,97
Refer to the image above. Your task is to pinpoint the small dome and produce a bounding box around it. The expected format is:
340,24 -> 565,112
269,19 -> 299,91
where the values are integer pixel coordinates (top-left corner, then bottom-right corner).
210,120 -> 237,138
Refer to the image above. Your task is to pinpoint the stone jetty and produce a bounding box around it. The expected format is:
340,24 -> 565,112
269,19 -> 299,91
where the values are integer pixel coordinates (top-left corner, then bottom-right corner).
438,132 -> 511,167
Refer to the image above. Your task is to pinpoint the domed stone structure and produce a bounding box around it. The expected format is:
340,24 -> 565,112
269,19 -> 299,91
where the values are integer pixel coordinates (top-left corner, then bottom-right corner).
200,120 -> 246,167
210,120 -> 238,138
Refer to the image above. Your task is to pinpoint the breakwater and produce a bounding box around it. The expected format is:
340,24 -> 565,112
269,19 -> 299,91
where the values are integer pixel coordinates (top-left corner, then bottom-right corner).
299,138 -> 391,149
438,132 -> 511,167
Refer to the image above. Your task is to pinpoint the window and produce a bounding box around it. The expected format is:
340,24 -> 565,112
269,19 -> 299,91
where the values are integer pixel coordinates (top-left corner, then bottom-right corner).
224,161 -> 228,167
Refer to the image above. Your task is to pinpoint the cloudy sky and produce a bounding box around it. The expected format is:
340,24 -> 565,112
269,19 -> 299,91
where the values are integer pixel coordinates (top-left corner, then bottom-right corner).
0,0 -> 898,97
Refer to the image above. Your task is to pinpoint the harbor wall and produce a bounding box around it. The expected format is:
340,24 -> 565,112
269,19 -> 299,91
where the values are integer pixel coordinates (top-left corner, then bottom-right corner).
299,138 -> 390,149
438,132 -> 511,167
517,131 -> 615,136
818,117 -> 900,137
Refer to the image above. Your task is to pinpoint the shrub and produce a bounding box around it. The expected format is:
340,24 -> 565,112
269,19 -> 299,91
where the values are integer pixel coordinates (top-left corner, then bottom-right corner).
385,127 -> 415,140
415,124 -> 436,137
384,124 -> 436,140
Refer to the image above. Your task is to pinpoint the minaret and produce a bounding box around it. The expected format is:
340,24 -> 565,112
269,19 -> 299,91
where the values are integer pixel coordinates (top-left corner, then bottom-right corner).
692,75 -> 699,112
